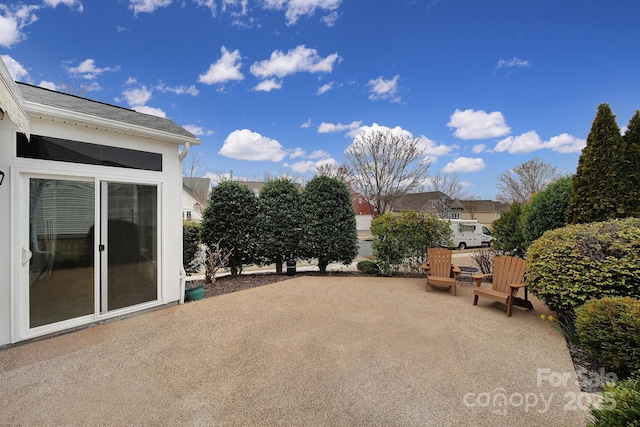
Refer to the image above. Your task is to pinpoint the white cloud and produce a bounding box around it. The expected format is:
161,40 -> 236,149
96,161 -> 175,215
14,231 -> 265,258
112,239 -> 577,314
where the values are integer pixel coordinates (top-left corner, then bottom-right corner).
472,144 -> 487,154
544,133 -> 586,153
494,131 -> 542,154
308,149 -> 330,159
301,118 -> 312,128
321,10 -> 339,26
317,82 -> 333,95
263,0 -> 341,25
183,124 -> 214,136
44,0 -> 83,12
219,129 -> 287,161
367,75 -> 400,102
193,0 -> 216,15
287,157 -> 336,173
121,85 -> 153,106
252,78 -> 282,92
67,59 -> 118,80
495,131 -> 585,154
38,80 -> 58,90
350,123 -> 414,141
132,105 -> 166,117
496,57 -> 530,69
287,160 -> 316,173
0,4 -> 39,48
156,83 -> 199,96
422,137 -> 456,162
129,0 -> 172,15
442,157 -> 486,173
198,46 -> 244,85
289,148 -> 306,158
0,55 -> 29,80
317,120 -> 362,134
447,108 -> 511,140
250,45 -> 340,79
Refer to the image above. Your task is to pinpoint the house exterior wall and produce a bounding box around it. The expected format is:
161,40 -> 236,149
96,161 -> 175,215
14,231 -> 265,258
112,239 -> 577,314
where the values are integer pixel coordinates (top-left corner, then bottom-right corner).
0,123 -> 14,345
461,211 -> 501,225
0,113 -> 184,345
182,190 -> 203,222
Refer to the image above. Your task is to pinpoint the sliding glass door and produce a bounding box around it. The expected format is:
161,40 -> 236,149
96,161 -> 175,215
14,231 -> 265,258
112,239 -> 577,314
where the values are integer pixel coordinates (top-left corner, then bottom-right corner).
28,178 -> 95,328
26,176 -> 159,331
102,182 -> 158,312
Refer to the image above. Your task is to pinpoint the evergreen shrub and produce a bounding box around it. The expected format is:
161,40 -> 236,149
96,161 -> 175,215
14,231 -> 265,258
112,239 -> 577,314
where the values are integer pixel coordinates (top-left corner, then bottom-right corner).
587,379 -> 640,427
526,217 -> 640,314
575,297 -> 640,379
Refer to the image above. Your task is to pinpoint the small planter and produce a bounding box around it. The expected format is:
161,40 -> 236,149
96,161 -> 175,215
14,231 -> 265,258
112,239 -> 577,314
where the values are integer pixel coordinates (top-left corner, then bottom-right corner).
185,283 -> 205,301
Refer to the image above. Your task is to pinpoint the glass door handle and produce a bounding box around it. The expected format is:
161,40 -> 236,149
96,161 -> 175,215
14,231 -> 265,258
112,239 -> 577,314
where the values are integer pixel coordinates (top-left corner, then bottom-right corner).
22,247 -> 32,265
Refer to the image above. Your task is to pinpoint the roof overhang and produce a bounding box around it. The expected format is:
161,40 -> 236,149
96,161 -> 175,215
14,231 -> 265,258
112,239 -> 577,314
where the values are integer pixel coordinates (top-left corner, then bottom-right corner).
0,62 -> 30,139
24,101 -> 200,146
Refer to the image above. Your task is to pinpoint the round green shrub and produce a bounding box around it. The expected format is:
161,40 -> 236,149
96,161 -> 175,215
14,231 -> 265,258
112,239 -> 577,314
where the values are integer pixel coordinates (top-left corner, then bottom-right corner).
526,217 -> 640,314
357,260 -> 380,275
587,378 -> 640,427
576,297 -> 640,379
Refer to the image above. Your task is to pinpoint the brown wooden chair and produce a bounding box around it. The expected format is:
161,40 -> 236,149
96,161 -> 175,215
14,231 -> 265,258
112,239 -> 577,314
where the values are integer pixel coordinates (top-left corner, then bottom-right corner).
472,256 -> 533,317
421,247 -> 460,296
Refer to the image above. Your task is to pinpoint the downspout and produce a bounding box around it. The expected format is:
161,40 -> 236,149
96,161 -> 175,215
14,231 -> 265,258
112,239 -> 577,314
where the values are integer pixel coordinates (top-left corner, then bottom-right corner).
179,141 -> 191,161
178,142 -> 190,303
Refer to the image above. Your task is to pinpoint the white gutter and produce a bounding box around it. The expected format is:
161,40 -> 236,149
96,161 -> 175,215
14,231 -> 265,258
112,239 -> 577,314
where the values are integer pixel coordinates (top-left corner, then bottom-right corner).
179,141 -> 191,161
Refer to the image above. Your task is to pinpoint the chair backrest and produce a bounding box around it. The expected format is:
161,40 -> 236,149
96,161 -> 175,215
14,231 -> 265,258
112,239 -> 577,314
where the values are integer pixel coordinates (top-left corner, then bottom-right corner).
427,247 -> 453,277
492,256 -> 527,294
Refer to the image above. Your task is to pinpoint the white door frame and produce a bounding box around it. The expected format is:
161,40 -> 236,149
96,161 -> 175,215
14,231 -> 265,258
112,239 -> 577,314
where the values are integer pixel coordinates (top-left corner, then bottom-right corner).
13,169 -> 163,343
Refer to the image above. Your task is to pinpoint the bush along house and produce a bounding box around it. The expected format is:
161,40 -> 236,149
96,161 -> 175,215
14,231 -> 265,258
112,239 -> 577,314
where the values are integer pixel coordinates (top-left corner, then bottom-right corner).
0,58 -> 200,346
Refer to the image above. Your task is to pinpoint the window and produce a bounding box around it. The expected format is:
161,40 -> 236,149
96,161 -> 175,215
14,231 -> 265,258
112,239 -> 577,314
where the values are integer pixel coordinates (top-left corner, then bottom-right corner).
17,133 -> 162,171
186,211 -> 192,220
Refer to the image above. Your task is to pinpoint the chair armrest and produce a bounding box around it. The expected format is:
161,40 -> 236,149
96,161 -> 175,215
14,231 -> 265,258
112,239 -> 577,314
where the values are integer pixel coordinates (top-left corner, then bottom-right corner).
509,283 -> 527,289
473,273 -> 492,287
451,264 -> 461,280
421,262 -> 429,271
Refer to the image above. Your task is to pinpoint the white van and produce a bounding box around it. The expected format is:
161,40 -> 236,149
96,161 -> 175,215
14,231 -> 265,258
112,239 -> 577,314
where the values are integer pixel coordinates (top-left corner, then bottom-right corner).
444,219 -> 493,250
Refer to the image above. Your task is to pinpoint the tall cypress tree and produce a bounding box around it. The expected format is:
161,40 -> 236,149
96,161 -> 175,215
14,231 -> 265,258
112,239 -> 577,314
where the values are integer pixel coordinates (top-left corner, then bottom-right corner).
566,103 -> 625,224
623,111 -> 640,217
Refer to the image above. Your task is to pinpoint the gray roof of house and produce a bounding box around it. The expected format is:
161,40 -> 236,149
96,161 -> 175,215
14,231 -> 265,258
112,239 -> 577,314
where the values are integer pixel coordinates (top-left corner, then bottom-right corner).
392,191 -> 452,212
183,177 -> 211,206
17,82 -> 197,140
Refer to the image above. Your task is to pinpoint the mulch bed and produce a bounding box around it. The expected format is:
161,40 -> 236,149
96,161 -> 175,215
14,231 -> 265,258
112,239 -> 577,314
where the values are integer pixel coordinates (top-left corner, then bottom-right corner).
187,271 -> 607,393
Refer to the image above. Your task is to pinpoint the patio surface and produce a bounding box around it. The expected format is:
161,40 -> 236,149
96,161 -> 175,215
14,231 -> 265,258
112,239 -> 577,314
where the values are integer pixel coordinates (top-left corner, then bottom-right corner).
0,275 -> 589,426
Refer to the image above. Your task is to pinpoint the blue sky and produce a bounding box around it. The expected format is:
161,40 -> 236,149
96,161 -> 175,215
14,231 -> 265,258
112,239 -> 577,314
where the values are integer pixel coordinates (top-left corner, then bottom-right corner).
1,0 -> 639,199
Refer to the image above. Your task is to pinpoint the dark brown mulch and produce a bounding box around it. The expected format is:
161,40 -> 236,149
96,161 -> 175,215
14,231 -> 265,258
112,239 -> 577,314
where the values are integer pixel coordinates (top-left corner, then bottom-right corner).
191,271 -> 365,299
187,272 -> 607,393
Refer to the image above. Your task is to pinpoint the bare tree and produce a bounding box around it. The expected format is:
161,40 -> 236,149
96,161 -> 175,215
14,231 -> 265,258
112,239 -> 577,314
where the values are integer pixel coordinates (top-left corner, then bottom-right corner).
182,150 -> 206,177
496,157 -> 562,204
463,194 -> 482,220
344,129 -> 430,215
56,78 -> 93,97
314,163 -> 350,183
425,172 -> 469,218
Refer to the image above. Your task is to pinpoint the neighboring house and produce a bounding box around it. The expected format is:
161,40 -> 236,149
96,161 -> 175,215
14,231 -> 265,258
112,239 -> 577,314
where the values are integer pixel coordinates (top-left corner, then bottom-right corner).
182,177 -> 211,222
391,191 -> 465,219
460,199 -> 503,225
0,59 -> 200,346
350,190 -> 378,233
